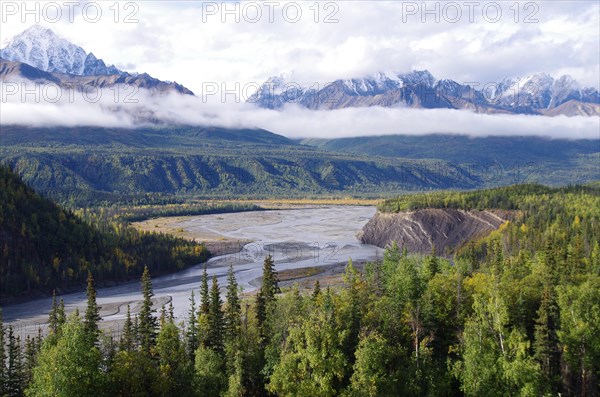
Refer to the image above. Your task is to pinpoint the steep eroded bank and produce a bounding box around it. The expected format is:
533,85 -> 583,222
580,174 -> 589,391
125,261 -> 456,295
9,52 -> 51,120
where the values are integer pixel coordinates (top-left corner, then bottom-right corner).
359,208 -> 514,255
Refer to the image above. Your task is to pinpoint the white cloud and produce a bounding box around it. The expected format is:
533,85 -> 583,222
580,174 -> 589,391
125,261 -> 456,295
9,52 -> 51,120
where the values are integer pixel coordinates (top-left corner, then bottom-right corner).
2,82 -> 598,140
1,1 -> 598,140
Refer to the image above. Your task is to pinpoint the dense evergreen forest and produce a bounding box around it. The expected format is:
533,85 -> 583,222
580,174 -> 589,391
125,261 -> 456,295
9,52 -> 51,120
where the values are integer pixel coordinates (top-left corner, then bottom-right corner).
0,166 -> 209,300
1,183 -> 598,396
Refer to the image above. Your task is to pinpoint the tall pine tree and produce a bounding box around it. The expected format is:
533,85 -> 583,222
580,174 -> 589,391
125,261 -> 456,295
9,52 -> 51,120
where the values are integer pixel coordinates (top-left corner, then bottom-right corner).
224,265 -> 241,344
139,266 -> 158,355
256,255 -> 279,341
534,286 -> 561,395
200,265 -> 210,316
6,326 -> 23,397
187,290 -> 199,360
84,271 -> 102,344
208,276 -> 224,356
23,335 -> 37,386
120,305 -> 134,352
57,299 -> 66,329
48,291 -> 59,336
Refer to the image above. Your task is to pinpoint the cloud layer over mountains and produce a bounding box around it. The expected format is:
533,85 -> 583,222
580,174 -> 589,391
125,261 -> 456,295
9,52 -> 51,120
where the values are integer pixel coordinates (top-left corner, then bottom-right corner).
2,82 -> 598,140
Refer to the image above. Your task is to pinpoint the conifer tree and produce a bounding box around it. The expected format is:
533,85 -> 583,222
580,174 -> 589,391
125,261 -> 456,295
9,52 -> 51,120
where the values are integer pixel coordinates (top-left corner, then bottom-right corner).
84,271 -> 102,343
534,286 -> 561,394
200,265 -> 210,316
57,299 -> 66,329
256,255 -> 279,340
168,302 -> 175,322
120,305 -> 134,352
139,266 -> 158,355
132,315 -> 140,347
187,290 -> 199,359
224,265 -> 241,344
24,335 -> 37,385
48,291 -> 59,335
208,276 -> 224,355
159,305 -> 167,327
343,259 -> 362,367
6,326 -> 23,396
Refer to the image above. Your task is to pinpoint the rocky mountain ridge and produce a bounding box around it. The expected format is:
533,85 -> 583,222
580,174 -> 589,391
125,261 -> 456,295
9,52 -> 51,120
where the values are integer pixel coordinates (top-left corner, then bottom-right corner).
250,70 -> 599,116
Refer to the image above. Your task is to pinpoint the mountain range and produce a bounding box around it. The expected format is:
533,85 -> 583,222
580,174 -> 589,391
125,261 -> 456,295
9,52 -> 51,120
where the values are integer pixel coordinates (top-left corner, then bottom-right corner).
250,71 -> 600,116
0,25 -> 193,95
0,25 -> 598,203
2,25 -> 598,117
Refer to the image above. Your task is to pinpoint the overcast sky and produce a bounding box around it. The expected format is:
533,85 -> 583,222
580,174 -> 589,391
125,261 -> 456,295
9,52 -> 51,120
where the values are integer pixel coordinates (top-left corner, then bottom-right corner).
1,1 -> 599,138
2,0 -> 599,94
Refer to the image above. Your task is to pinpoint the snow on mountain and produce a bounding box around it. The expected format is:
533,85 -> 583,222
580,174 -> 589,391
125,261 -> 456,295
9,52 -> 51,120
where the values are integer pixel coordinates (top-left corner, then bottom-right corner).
0,25 -> 122,76
252,69 -> 598,116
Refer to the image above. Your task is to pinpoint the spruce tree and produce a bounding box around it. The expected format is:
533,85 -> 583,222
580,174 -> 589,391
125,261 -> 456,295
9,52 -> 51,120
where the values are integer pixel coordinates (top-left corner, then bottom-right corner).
84,271 -> 102,343
24,335 -> 37,385
57,299 -> 66,329
159,305 -> 167,327
48,291 -> 59,335
224,265 -> 241,344
256,255 -> 279,340
6,326 -> 23,396
343,260 -> 362,367
168,301 -> 175,321
534,286 -> 561,394
139,266 -> 158,355
200,265 -> 210,316
120,305 -> 134,352
208,276 -> 224,355
187,290 -> 199,359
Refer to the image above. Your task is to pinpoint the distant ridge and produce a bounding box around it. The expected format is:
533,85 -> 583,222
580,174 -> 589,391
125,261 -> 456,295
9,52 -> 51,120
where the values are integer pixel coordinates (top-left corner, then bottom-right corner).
250,70 -> 599,116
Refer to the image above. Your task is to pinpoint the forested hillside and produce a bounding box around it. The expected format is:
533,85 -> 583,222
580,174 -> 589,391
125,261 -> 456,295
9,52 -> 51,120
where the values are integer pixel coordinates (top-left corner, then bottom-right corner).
301,135 -> 600,167
5,126 -> 595,206
0,166 -> 208,300
1,183 -> 597,396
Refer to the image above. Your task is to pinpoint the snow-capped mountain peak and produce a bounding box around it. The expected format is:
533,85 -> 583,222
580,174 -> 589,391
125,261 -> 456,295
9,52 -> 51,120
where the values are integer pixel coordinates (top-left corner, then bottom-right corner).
0,25 -> 122,76
250,68 -> 598,116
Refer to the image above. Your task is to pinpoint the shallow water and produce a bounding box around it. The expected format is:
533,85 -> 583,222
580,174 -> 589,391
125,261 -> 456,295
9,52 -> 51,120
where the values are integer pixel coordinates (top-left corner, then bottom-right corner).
3,206 -> 382,337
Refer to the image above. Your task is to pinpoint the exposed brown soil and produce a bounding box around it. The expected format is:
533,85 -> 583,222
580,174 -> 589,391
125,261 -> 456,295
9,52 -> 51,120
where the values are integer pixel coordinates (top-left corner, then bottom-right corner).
359,209 -> 515,255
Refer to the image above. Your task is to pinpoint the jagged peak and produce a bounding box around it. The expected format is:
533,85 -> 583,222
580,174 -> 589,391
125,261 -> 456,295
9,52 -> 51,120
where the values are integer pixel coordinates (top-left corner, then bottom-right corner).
1,25 -> 122,77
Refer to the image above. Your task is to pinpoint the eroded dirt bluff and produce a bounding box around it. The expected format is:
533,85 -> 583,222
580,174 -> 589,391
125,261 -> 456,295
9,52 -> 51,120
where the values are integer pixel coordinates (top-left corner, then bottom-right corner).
358,208 -> 514,255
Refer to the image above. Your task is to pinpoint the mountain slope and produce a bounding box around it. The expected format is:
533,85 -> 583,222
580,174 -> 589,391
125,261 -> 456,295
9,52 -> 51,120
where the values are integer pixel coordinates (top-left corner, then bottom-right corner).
2,126 -> 597,205
0,126 -> 487,204
301,135 -> 600,166
0,165 -> 208,300
0,57 -> 194,96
